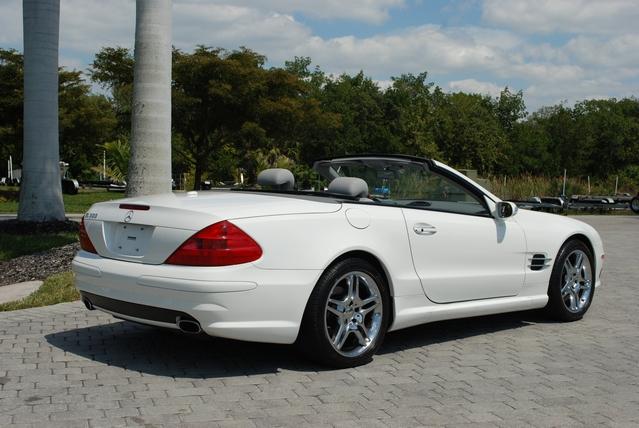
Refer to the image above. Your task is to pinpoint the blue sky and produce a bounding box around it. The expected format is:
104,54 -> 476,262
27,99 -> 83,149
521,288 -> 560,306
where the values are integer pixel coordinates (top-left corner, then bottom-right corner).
1,0 -> 638,111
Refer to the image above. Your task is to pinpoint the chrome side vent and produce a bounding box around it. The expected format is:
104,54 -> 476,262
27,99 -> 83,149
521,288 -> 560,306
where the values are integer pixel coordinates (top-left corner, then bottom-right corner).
529,253 -> 552,271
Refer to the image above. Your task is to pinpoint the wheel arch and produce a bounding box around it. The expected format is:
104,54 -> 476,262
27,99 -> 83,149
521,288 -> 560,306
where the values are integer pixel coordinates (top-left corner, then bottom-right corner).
307,249 -> 396,332
564,233 -> 596,273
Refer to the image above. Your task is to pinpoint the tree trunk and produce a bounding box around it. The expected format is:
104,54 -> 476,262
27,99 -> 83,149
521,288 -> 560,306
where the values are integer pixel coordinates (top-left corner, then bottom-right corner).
193,160 -> 203,191
18,0 -> 65,222
127,0 -> 172,197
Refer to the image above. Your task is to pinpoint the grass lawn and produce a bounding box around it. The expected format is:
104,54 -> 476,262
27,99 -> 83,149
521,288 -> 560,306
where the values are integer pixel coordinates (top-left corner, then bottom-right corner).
0,186 -> 124,213
0,232 -> 78,261
0,272 -> 78,311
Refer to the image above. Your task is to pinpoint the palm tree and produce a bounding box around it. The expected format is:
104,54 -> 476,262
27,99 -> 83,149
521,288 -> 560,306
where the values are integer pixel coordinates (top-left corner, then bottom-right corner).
18,0 -> 65,221
127,0 -> 172,197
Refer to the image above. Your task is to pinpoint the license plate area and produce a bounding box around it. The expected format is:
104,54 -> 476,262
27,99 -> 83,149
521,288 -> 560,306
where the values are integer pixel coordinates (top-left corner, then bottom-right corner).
106,223 -> 154,257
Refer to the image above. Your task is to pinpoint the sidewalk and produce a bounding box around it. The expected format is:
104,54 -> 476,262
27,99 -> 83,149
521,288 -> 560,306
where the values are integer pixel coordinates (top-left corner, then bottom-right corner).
0,280 -> 43,304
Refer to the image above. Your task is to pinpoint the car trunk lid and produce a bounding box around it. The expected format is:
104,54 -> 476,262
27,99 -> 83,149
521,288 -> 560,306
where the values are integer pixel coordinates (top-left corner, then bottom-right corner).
83,190 -> 341,264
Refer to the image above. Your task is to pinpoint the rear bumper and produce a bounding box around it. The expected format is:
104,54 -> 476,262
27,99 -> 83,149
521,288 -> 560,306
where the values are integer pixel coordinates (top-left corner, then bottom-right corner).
72,251 -> 322,344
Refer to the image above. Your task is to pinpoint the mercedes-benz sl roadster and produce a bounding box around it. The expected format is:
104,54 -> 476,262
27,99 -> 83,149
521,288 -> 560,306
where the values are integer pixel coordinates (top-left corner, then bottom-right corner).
73,155 -> 604,367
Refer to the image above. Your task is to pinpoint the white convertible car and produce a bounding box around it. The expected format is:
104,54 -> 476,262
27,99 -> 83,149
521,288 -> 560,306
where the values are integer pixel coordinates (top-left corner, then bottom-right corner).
73,155 -> 604,367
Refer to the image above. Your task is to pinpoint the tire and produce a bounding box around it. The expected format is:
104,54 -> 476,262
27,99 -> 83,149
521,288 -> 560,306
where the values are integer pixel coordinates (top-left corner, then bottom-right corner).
298,257 -> 391,368
631,197 -> 639,214
545,239 -> 595,321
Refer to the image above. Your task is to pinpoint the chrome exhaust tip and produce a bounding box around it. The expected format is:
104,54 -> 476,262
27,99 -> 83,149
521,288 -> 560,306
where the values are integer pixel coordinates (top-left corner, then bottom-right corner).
83,298 -> 95,310
176,317 -> 202,334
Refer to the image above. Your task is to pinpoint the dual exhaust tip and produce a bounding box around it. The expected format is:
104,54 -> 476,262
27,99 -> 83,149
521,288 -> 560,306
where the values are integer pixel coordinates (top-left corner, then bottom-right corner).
82,297 -> 202,334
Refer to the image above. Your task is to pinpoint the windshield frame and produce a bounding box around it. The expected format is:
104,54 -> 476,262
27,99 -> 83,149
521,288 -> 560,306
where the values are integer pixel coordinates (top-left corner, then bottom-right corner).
313,154 -> 493,217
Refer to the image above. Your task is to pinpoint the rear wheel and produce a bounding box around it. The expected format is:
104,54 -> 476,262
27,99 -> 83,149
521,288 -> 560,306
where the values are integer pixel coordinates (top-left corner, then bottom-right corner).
631,196 -> 639,214
299,258 -> 390,368
545,240 -> 595,321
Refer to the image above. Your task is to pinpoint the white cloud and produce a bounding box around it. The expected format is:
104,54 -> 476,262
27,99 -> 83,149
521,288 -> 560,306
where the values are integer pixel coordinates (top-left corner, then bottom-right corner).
0,0 -> 21,46
173,3 -> 311,54
565,35 -> 639,68
482,0 -> 639,35
1,0 -> 638,112
198,0 -> 405,24
373,79 -> 394,90
287,25 -> 522,78
60,0 -> 135,54
448,78 -> 503,97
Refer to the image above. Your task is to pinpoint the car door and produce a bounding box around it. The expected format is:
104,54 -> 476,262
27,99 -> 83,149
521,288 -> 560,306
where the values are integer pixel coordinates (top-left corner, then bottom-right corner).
400,169 -> 527,303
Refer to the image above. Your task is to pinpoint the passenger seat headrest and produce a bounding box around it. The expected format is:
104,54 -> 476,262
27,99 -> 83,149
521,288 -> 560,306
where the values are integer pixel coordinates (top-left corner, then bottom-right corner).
257,168 -> 295,190
328,177 -> 369,199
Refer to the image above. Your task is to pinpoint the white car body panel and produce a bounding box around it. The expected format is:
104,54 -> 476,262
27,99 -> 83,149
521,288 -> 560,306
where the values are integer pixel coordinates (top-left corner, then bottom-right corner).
73,158 -> 605,346
402,208 -> 526,302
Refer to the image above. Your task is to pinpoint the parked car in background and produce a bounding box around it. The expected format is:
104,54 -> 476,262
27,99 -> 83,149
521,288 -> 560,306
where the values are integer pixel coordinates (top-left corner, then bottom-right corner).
73,155 -> 604,367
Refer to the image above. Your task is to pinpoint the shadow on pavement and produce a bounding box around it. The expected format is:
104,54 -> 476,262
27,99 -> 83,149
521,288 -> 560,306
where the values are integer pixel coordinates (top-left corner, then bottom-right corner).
379,309 -> 546,354
45,309 -> 546,377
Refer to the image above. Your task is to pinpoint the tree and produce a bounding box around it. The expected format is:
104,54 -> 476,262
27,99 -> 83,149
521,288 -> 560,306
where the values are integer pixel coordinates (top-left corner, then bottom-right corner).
431,90 -> 507,174
91,139 -> 130,182
172,47 -> 338,188
573,99 -> 639,177
127,0 -> 172,196
1,49 -> 117,181
384,72 -> 440,159
18,0 -> 65,221
0,49 -> 23,169
494,87 -> 527,134
317,72 -> 392,157
88,47 -> 135,136
58,70 -> 117,179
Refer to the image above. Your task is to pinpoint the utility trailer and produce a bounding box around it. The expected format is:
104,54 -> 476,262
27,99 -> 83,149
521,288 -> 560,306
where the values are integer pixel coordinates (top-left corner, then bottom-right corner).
512,194 -> 636,213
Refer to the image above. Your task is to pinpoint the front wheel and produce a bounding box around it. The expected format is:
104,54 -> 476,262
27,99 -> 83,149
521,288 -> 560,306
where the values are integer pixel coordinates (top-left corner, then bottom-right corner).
630,196 -> 639,214
299,258 -> 390,368
545,240 -> 595,321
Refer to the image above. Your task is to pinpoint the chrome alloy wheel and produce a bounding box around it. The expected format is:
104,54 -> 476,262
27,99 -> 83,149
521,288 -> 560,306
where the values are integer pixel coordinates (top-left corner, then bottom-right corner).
560,249 -> 593,313
324,271 -> 383,357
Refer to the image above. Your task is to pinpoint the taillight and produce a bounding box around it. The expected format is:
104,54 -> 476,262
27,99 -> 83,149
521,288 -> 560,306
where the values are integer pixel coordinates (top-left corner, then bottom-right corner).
79,217 -> 97,254
165,221 -> 262,266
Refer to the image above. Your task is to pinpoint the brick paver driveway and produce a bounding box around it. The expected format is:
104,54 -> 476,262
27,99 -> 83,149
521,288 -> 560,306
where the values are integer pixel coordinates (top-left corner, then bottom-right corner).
1,216 -> 638,427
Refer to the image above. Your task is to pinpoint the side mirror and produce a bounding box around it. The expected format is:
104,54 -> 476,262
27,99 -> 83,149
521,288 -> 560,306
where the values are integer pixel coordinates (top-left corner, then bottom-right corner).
495,201 -> 518,219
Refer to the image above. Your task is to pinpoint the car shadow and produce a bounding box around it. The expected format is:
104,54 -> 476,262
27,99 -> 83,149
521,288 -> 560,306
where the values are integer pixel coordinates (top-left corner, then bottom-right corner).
45,309 -> 548,377
379,309 -> 547,354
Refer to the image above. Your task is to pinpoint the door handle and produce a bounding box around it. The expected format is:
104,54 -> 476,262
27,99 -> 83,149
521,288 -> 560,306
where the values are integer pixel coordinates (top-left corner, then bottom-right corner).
413,223 -> 437,235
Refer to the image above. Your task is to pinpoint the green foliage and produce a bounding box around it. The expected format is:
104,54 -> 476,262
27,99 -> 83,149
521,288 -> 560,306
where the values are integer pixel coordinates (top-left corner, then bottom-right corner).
59,70 -> 118,179
3,45 -> 638,193
169,46 -> 339,188
0,49 -> 23,167
1,48 -> 118,180
384,73 -> 440,159
92,139 -> 130,182
0,272 -> 79,311
488,174 -> 636,201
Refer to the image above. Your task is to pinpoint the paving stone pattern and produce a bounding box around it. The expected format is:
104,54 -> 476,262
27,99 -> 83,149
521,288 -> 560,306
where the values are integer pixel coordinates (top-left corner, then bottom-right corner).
1,216 -> 638,427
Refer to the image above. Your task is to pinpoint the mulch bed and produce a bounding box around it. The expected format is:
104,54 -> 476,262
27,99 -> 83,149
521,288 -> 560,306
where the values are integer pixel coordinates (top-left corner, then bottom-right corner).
0,220 -> 80,287
0,242 -> 80,287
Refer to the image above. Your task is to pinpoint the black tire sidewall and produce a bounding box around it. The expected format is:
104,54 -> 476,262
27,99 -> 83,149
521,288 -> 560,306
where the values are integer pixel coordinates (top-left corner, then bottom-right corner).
299,257 -> 391,368
547,240 -> 595,321
631,197 -> 639,214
